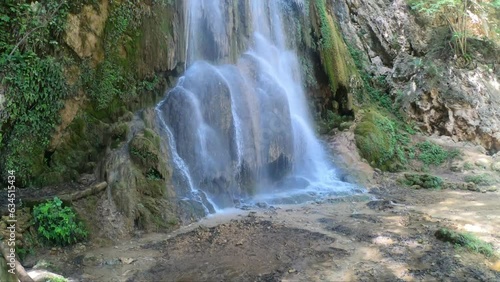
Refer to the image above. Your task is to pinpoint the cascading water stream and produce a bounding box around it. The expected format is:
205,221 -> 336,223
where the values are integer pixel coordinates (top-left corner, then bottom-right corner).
156,0 -> 357,217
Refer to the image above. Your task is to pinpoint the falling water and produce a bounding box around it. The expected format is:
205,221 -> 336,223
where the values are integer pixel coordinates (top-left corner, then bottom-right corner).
156,0 -> 356,216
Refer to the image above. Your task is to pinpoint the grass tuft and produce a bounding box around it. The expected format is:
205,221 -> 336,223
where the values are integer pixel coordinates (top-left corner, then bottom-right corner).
435,228 -> 496,257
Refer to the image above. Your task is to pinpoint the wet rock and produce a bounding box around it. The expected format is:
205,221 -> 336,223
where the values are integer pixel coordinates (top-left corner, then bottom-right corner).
104,258 -> 121,265
256,202 -> 268,209
486,186 -> 498,192
240,205 -> 253,211
276,176 -> 310,190
367,200 -> 394,211
82,254 -> 100,267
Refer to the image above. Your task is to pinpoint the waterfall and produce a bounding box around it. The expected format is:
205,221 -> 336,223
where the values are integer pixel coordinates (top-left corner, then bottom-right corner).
157,0 -> 355,216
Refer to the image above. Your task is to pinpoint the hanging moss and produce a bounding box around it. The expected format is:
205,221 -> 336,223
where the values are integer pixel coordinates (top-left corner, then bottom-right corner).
312,0 -> 357,94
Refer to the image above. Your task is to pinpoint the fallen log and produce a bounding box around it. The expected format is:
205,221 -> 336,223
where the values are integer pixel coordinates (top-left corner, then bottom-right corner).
22,182 -> 107,207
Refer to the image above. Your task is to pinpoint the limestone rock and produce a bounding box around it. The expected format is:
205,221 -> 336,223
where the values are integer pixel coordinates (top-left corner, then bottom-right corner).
64,0 -> 108,62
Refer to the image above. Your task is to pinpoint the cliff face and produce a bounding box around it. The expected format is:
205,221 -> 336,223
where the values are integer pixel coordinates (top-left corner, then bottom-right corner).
331,0 -> 500,153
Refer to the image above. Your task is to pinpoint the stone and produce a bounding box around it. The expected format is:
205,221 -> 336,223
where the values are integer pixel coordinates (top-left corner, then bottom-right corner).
450,161 -> 462,172
256,202 -> 268,209
467,184 -> 480,192
491,162 -> 500,172
486,186 -> 498,192
104,258 -> 121,265
33,260 -> 52,270
120,258 -> 135,264
475,158 -> 490,169
83,254 -> 99,267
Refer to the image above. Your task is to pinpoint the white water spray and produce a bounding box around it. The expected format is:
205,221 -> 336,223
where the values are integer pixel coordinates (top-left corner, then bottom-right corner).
157,0 -> 357,216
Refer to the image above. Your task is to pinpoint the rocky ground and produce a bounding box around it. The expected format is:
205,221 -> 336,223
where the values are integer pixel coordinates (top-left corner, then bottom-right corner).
21,132 -> 500,282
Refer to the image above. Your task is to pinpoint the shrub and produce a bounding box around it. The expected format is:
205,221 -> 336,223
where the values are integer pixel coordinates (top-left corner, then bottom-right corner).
403,173 -> 443,189
435,228 -> 495,257
33,197 -> 87,246
416,141 -> 460,166
464,174 -> 496,185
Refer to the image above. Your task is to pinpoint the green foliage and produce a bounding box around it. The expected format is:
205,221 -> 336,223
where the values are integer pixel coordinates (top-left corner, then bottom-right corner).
464,174 -> 496,185
355,110 -> 408,171
33,197 -> 87,246
82,0 -> 148,110
416,141 -> 461,166
435,228 -> 496,257
408,0 -> 500,60
317,110 -> 350,133
0,0 -> 70,185
347,44 -> 394,113
47,277 -> 68,282
463,161 -> 474,170
403,173 -> 443,189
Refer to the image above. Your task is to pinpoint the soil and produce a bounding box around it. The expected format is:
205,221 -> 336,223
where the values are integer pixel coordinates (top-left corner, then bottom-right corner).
22,133 -> 500,281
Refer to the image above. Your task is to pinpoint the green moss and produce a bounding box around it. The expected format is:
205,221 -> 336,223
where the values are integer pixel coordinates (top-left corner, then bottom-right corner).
403,173 -> 443,189
110,122 -> 129,148
354,110 -> 399,170
464,174 -> 496,186
129,129 -> 166,180
314,0 -> 357,93
435,228 -> 496,257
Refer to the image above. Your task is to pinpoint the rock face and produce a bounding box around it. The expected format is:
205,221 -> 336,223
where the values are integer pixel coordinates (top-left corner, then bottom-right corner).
332,0 -> 500,154
65,0 -> 108,63
402,65 -> 500,152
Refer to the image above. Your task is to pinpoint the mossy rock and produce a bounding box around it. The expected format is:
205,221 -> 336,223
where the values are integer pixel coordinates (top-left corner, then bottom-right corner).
403,173 -> 443,189
464,173 -> 497,186
354,110 -> 399,171
129,129 -> 165,178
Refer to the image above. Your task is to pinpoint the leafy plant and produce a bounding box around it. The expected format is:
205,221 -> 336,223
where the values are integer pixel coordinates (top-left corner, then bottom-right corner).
416,141 -> 461,166
403,173 -> 443,189
33,197 -> 87,246
0,0 -> 71,185
347,44 -> 394,113
408,0 -> 500,60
